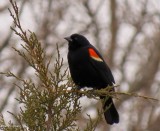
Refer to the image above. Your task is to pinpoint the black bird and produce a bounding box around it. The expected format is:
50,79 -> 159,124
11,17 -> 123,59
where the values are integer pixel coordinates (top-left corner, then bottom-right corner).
65,34 -> 119,125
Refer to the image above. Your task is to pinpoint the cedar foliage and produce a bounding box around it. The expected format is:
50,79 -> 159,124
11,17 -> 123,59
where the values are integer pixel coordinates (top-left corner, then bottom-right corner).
0,1 -> 157,131
0,0 -> 103,130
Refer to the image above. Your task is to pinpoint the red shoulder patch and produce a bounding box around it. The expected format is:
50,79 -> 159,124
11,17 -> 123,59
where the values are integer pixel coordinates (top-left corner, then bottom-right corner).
88,48 -> 103,62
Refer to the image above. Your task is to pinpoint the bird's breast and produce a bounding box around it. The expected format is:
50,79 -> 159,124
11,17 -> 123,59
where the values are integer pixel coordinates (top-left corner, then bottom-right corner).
68,48 -> 104,87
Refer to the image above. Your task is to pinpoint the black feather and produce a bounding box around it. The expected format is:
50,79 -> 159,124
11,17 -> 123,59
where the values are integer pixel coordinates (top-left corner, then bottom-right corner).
65,33 -> 119,125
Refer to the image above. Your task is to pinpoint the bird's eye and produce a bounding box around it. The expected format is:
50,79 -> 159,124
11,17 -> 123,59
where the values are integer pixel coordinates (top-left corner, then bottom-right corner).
73,37 -> 78,40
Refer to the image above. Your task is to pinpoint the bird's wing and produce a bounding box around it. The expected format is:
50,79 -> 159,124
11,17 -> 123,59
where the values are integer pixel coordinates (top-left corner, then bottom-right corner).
87,47 -> 115,85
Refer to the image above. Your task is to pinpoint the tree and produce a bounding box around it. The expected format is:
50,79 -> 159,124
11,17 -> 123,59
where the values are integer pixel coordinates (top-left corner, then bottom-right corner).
0,0 -> 159,131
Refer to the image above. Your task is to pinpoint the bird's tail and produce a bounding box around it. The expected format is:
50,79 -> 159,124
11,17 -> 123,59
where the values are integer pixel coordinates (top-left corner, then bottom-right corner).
100,96 -> 119,125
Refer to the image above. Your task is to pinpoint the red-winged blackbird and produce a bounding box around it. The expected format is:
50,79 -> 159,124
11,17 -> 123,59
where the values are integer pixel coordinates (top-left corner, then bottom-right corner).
65,34 -> 119,125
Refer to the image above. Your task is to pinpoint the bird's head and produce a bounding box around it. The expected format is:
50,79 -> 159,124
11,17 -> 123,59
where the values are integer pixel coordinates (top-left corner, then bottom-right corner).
65,34 -> 90,50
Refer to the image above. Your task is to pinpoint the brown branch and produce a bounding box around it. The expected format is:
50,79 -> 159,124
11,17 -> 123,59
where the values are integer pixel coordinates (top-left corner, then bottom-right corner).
51,86 -> 158,102
106,0 -> 118,67
0,0 -> 26,53
117,32 -> 160,107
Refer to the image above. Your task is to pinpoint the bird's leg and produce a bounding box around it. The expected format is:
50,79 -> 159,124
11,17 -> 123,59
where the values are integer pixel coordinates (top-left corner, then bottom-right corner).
86,89 -> 96,98
77,86 -> 83,90
76,86 -> 83,97
71,86 -> 82,98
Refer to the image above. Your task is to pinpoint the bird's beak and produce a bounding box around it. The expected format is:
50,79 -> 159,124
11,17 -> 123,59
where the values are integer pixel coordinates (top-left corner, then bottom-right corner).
64,37 -> 72,42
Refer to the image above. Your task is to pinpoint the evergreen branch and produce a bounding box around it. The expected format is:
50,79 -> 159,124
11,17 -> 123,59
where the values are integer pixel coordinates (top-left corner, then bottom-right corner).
52,86 -> 158,101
